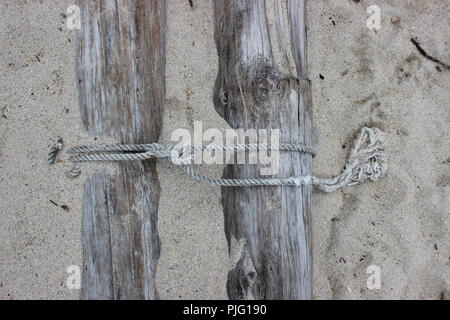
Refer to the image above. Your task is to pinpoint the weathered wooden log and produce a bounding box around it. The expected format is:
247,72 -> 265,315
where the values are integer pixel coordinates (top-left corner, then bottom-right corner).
77,0 -> 166,299
213,0 -> 312,299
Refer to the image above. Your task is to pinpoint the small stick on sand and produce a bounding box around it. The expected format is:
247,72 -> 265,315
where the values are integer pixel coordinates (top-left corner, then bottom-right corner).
411,37 -> 450,70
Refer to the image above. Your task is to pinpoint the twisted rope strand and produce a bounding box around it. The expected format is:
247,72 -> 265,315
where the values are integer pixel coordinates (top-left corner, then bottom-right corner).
47,138 -> 63,164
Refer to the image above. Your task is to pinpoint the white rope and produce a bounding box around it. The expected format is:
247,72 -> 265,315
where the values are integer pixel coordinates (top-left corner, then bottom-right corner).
47,138 -> 63,164
48,127 -> 387,192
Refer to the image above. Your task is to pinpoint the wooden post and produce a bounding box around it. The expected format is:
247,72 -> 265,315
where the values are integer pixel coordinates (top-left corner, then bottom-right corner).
213,0 -> 312,299
76,0 -> 166,299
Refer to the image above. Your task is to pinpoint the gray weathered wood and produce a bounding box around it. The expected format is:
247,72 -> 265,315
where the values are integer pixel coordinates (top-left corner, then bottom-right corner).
213,0 -> 312,299
76,0 -> 166,299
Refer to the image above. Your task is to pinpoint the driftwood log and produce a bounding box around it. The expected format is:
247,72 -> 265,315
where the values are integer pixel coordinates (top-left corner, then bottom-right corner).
213,0 -> 312,299
77,0 -> 166,299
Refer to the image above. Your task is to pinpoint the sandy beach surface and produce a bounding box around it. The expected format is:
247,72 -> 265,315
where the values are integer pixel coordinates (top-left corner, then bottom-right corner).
0,0 -> 448,299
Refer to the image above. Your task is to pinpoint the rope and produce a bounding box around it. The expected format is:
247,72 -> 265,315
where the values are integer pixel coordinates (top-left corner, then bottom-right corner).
48,127 -> 387,192
47,138 -> 63,164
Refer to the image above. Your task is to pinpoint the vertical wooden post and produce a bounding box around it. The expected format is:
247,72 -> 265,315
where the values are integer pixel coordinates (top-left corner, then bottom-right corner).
76,0 -> 166,299
213,0 -> 312,299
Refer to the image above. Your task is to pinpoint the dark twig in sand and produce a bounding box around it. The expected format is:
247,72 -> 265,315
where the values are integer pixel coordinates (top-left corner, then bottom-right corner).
411,38 -> 450,70
50,200 -> 59,207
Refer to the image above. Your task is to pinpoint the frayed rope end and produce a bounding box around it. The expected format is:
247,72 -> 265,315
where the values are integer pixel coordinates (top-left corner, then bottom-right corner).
313,127 -> 387,192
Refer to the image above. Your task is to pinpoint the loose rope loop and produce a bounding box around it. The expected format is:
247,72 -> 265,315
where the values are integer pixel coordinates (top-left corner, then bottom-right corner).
48,127 -> 387,192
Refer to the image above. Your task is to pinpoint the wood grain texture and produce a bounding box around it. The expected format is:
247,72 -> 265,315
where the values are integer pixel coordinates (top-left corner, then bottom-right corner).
76,0 -> 165,299
213,0 -> 312,299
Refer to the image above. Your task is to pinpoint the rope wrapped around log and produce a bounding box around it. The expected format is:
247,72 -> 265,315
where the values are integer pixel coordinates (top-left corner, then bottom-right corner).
49,127 -> 387,193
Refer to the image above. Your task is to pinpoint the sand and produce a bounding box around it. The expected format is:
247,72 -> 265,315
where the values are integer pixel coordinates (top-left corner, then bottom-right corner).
0,0 -> 448,300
